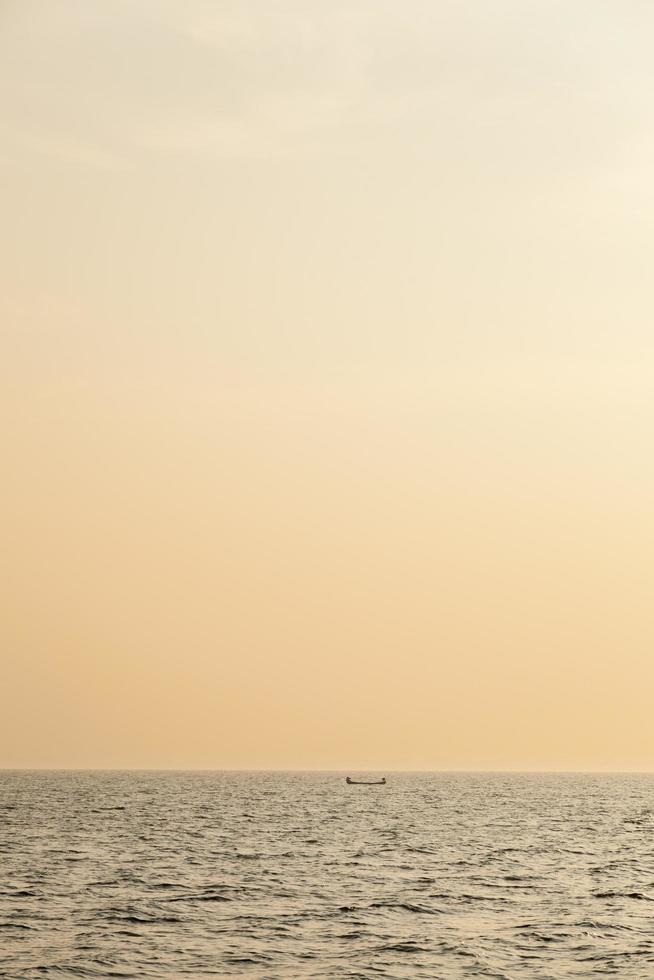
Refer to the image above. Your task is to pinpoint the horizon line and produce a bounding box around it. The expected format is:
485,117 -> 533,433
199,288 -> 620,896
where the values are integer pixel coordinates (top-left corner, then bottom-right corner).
2,767 -> 654,775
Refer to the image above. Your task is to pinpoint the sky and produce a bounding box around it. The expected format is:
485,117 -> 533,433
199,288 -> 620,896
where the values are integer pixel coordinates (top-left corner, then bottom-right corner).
2,1 -> 654,770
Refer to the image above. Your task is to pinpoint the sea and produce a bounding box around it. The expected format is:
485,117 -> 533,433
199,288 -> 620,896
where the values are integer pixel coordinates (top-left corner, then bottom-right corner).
2,771 -> 654,979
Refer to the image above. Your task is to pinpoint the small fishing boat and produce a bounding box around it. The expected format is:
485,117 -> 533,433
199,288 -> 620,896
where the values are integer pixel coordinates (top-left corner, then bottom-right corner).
345,776 -> 386,785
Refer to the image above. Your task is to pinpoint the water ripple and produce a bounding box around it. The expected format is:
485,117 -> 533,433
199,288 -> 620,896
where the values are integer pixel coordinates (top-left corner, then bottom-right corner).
2,771 -> 654,977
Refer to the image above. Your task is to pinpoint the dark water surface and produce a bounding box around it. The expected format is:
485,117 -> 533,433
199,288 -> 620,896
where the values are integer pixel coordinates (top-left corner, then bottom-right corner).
2,771 -> 654,978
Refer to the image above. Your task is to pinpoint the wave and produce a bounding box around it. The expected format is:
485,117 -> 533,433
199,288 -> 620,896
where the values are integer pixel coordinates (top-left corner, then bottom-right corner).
5,770 -> 654,978
593,891 -> 654,901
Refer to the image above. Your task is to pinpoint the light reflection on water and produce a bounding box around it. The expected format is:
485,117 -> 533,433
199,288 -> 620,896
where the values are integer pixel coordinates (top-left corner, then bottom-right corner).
1,771 -> 654,978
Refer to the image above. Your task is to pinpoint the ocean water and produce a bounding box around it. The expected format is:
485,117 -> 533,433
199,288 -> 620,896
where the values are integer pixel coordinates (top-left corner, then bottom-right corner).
2,772 -> 654,979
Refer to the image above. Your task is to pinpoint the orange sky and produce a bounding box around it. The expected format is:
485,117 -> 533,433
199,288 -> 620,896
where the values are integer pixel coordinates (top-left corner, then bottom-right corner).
2,1 -> 654,769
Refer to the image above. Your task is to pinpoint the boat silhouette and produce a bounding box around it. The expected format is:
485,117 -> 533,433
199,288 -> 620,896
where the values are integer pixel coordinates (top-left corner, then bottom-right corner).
345,776 -> 386,785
